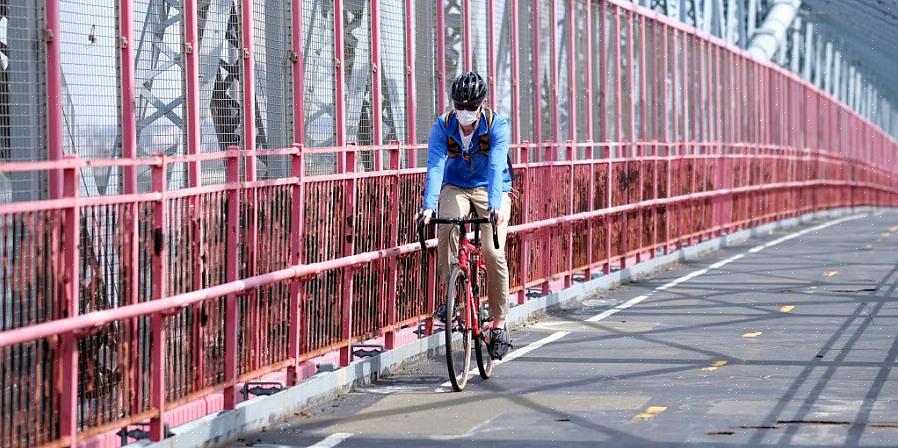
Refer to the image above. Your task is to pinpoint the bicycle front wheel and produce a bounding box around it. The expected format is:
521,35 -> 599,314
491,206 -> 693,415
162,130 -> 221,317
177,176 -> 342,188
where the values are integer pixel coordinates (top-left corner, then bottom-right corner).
474,269 -> 494,379
445,266 -> 472,391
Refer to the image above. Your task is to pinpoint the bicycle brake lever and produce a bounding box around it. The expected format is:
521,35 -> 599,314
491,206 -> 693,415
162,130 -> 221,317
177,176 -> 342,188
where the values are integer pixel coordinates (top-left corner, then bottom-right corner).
417,217 -> 428,253
489,213 -> 500,250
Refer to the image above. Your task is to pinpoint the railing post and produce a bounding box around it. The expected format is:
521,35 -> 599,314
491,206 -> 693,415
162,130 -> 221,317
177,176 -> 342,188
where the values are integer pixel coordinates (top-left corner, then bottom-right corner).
614,6 -> 625,270
584,1 -> 594,279
510,0 -> 521,144
45,0 -> 63,198
58,156 -> 79,446
339,150 -> 357,366
223,150 -> 241,409
241,0 -> 260,372
404,0 -> 417,167
517,144 -> 529,304
531,0 -> 542,149
636,12 -> 645,263
605,152 -> 613,274
117,0 -> 145,416
371,0 -> 383,159
586,142 -> 595,279
463,0 -> 472,70
565,141 -> 574,288
334,0 -> 347,172
149,155 -> 168,441
292,0 -> 305,145
542,140 -> 552,295
287,144 -> 305,386
550,0 -> 559,147
385,144 -> 401,349
181,0 -> 205,388
436,0 -> 447,113
288,0 -> 306,386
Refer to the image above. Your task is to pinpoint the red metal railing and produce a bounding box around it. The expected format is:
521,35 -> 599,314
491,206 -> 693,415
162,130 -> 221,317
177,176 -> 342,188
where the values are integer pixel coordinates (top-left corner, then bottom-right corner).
2,0 -> 898,447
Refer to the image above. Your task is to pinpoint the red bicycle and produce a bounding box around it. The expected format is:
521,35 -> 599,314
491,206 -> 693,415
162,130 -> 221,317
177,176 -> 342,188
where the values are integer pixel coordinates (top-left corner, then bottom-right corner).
418,212 -> 500,391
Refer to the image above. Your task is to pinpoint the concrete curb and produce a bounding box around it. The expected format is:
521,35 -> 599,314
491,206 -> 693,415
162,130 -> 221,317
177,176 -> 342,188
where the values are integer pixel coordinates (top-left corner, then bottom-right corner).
144,206 -> 875,448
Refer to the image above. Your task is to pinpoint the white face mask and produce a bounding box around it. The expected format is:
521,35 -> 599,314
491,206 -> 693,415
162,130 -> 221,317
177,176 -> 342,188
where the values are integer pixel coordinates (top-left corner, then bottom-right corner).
455,108 -> 480,126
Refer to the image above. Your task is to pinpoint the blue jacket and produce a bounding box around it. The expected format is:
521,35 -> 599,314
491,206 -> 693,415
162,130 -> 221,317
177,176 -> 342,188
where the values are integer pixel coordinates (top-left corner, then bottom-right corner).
422,110 -> 512,211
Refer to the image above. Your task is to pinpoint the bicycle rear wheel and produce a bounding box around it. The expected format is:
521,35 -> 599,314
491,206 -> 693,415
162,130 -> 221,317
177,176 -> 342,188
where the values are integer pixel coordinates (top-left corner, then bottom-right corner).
474,269 -> 494,379
445,266 -> 472,391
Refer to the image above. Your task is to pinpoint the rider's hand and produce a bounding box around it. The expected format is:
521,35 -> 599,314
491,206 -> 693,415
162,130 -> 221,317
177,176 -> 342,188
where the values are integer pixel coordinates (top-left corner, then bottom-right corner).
418,209 -> 434,226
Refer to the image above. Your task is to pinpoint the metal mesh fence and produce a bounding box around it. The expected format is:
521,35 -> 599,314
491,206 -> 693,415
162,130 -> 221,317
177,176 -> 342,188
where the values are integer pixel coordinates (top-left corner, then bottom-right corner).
605,4 -> 617,144
471,0 -> 489,79
1,339 -> 57,447
443,0 -> 464,106
517,0 -> 534,144
343,0 -> 372,155
619,9 -> 632,144
556,0 -> 570,142
538,0 -> 552,144
303,0 -> 337,175
633,13 -> 643,143
0,1 -> 47,201
414,0 -> 437,148
134,0 -> 186,190
492,0 -> 513,119
380,0 -> 407,146
574,0 -> 588,144
60,0 -> 124,195
253,0 -> 294,178
591,0 -> 604,143
193,0 -> 244,184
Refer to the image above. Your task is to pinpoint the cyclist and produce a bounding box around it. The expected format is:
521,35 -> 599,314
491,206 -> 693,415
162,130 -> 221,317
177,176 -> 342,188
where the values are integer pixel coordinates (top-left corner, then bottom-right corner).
418,71 -> 513,359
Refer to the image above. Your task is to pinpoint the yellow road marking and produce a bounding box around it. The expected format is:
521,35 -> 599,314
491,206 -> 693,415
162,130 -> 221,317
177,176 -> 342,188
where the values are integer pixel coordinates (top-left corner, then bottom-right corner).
779,305 -> 795,313
824,271 -> 839,278
633,406 -> 668,422
742,331 -> 763,338
701,360 -> 728,372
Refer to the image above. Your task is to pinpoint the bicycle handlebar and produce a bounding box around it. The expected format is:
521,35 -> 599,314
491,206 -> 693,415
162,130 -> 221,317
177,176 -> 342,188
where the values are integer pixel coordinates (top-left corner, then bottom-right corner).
416,215 -> 501,251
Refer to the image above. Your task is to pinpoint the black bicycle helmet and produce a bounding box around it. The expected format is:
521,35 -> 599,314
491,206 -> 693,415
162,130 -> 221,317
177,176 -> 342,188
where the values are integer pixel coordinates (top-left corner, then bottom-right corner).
451,71 -> 488,107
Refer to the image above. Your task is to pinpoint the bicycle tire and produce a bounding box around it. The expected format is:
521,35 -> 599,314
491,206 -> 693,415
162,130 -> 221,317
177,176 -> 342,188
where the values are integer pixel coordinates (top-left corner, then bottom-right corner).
445,266 -> 472,391
474,269 -> 494,379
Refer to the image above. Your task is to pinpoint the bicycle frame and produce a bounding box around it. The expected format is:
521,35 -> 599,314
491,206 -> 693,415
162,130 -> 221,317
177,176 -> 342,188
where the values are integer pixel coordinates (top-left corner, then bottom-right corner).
451,221 -> 490,339
418,214 -> 498,335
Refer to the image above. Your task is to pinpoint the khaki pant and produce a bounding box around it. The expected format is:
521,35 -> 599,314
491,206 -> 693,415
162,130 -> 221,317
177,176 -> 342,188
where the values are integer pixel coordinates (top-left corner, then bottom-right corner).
437,185 -> 511,321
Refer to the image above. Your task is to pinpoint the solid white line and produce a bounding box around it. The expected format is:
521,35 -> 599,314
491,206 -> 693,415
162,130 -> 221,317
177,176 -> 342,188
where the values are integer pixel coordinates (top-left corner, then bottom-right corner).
708,253 -> 745,270
750,214 -> 866,253
494,330 -> 570,365
585,295 -> 650,322
437,330 -> 572,390
307,432 -> 353,448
